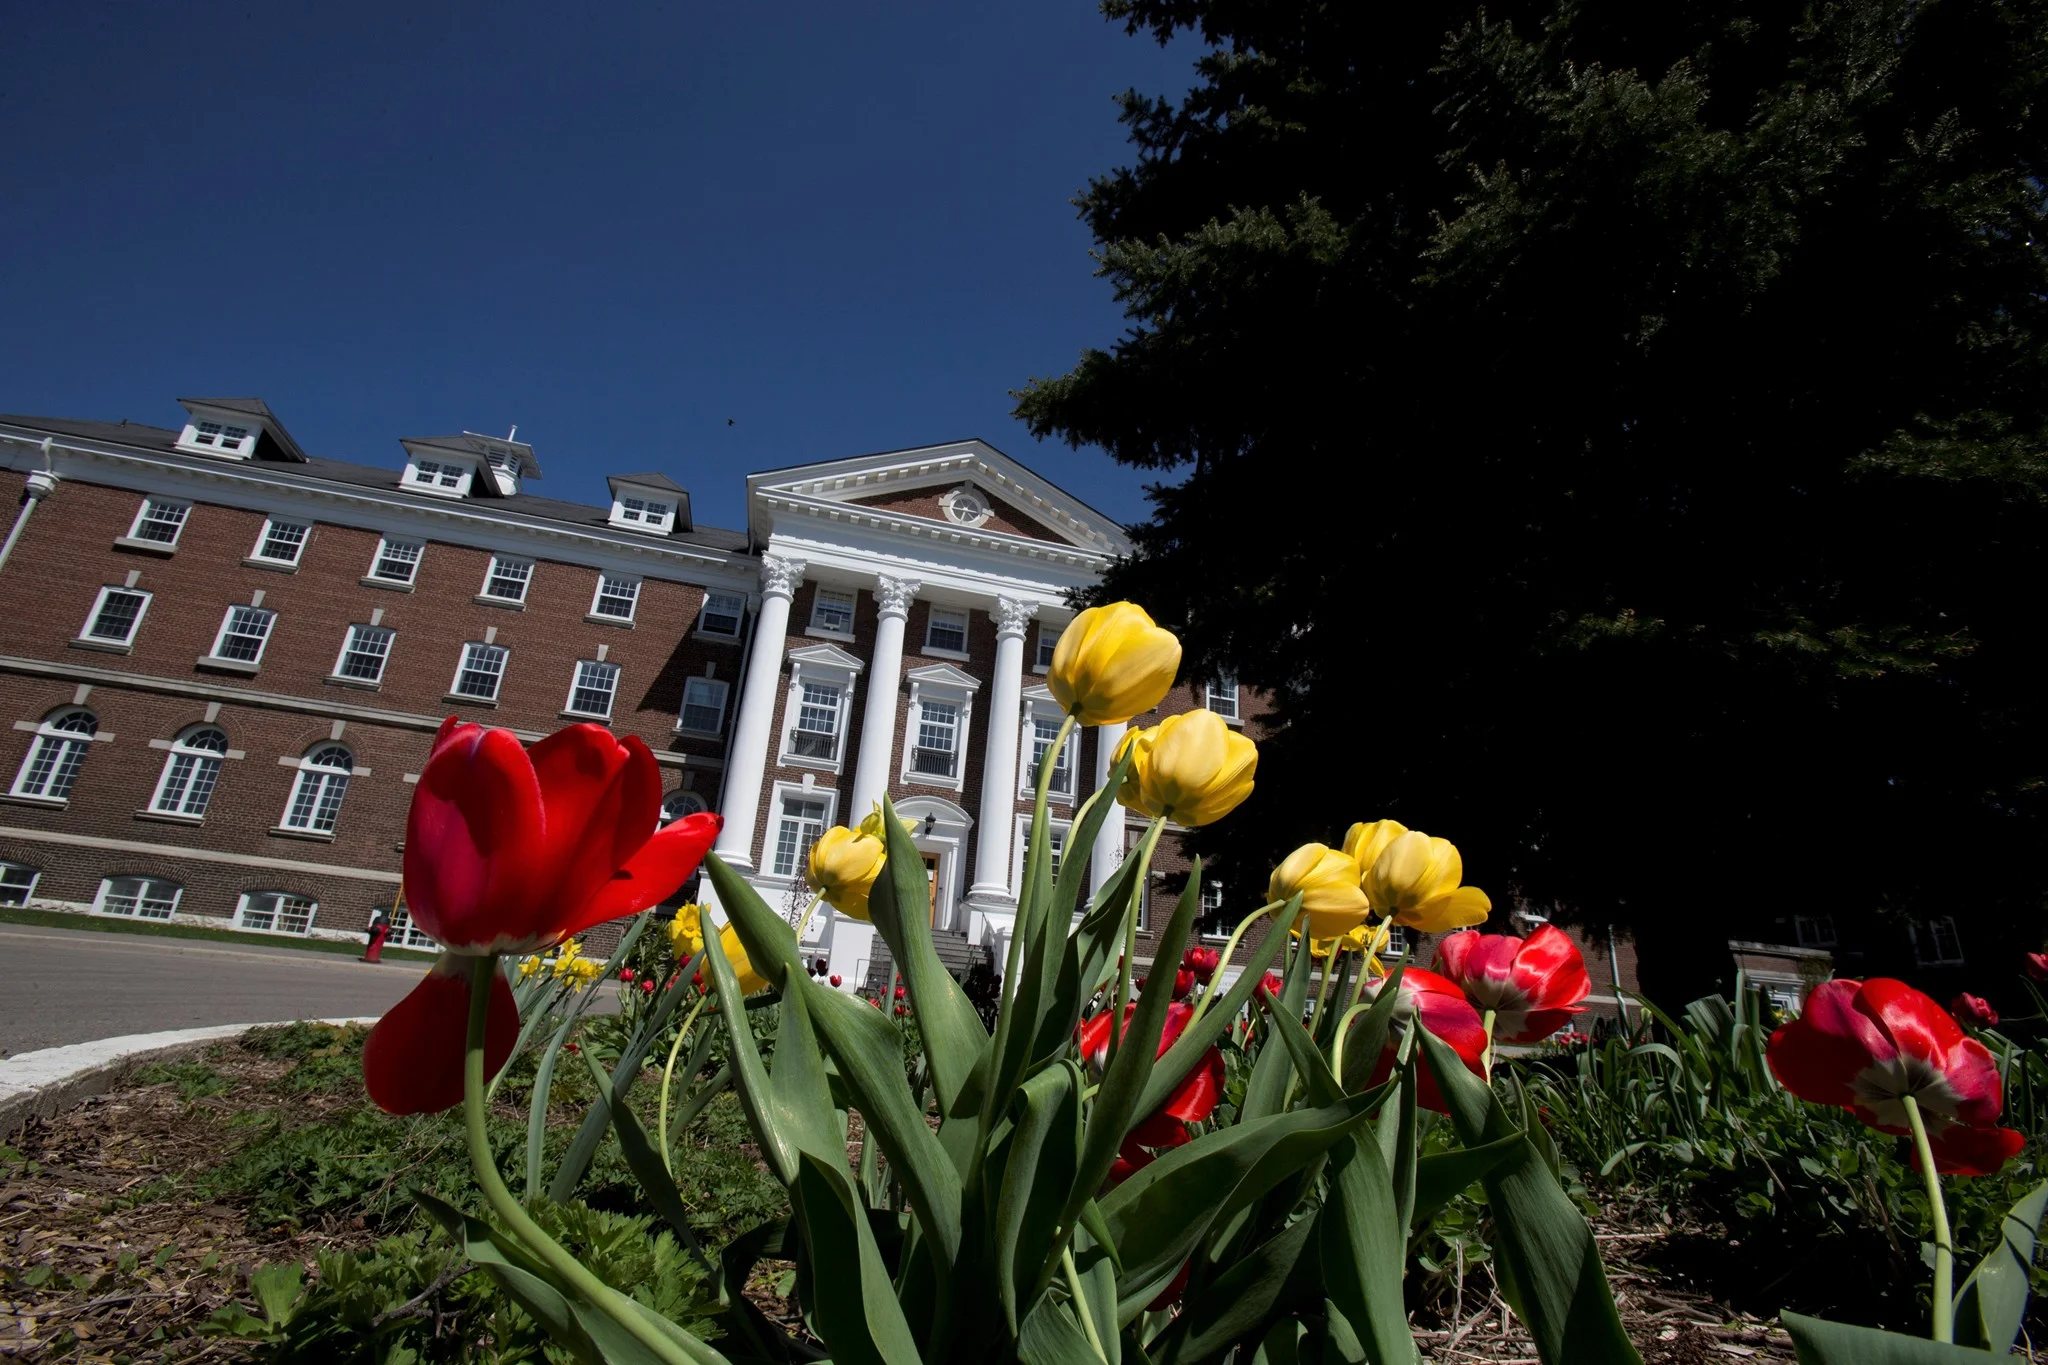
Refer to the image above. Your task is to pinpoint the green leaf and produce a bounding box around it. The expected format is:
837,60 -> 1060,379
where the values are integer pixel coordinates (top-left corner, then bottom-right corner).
1952,1178 -> 2048,1353
1416,1026 -> 1641,1365
1019,1296 -> 1104,1365
526,1011 -> 579,1202
1321,1132 -> 1421,1365
993,1062 -> 1085,1333
415,1191 -> 606,1365
602,1069 -> 715,1271
1136,898 -> 1302,1119
703,852 -> 811,990
1411,1132 -> 1523,1230
1339,962 -> 1406,1096
868,797 -> 990,1120
1781,1312 -> 2003,1363
792,1150 -> 926,1365
1240,926 -> 1316,1123
1093,1092 -> 1385,1323
699,914 -> 801,1185
1157,1214 -> 1317,1365
249,1261 -> 303,1329
1027,821 -> 1155,1071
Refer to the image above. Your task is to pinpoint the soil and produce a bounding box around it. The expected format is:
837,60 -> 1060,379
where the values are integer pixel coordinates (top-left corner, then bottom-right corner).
0,1044 -> 1829,1364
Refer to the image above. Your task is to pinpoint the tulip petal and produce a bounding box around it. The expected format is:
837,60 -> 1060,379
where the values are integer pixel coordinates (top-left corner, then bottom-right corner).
526,726 -> 658,932
1918,1123 -> 2026,1177
405,726 -> 546,949
560,811 -> 723,939
1516,925 -> 1592,1008
1499,1005 -> 1586,1046
363,956 -> 519,1115
1767,979 -> 1891,1108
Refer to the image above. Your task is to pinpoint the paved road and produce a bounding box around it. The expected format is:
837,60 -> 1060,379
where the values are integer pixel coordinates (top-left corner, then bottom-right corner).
0,922 -> 427,1056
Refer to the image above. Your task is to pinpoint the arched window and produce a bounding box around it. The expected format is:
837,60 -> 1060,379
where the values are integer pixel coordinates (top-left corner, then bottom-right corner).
10,708 -> 98,801
660,789 -> 708,827
281,744 -> 353,834
150,726 -> 228,817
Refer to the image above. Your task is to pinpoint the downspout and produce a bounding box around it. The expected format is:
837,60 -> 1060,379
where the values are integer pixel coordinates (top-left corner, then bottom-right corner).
0,439 -> 57,574
1608,924 -> 1630,1034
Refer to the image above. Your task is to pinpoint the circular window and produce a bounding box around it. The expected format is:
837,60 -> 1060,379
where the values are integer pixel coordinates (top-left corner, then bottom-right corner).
938,485 -> 993,528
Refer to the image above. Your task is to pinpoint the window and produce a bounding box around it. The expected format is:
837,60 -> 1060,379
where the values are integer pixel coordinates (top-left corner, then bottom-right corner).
771,795 -> 829,878
11,709 -> 97,800
282,745 -> 353,834
99,876 -> 181,921
911,699 -> 959,778
700,591 -> 744,638
1793,915 -> 1837,949
619,497 -> 671,525
82,586 -> 151,645
454,643 -> 509,701
210,605 -> 276,664
150,726 -> 227,817
788,681 -> 843,761
1914,915 -> 1965,967
1020,818 -> 1069,880
591,574 -> 640,621
482,557 -> 532,603
925,606 -> 969,654
810,587 -> 856,635
567,660 -> 621,718
410,459 -> 465,489
1206,673 -> 1242,723
1381,925 -> 1411,959
661,790 -> 708,825
370,538 -> 423,584
1034,626 -> 1059,671
252,518 -> 310,565
335,625 -> 395,683
238,892 -> 317,935
1765,985 -> 1804,1018
679,677 -> 729,735
191,421 -> 250,452
1025,714 -> 1075,797
0,862 -> 40,906
387,905 -> 438,950
129,498 -> 189,546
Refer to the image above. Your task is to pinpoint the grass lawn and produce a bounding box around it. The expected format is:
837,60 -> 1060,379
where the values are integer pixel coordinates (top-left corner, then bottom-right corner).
0,904 -> 439,962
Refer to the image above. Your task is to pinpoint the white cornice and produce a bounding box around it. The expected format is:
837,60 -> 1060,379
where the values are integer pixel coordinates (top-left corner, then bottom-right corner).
758,490 -> 1113,570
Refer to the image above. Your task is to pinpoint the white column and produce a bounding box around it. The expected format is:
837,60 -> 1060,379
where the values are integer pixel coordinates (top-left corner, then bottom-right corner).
1090,720 -> 1129,898
713,554 -> 804,868
969,597 -> 1035,904
847,574 -> 920,823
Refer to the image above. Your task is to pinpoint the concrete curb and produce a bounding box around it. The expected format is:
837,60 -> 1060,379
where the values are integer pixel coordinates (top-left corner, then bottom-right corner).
0,1017 -> 379,1137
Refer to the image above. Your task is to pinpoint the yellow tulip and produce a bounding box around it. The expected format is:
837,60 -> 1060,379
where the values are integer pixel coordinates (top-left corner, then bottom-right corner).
1364,830 -> 1492,933
1267,842 -> 1371,939
717,922 -> 771,995
1048,602 -> 1182,725
808,826 -> 886,921
1342,820 -> 1409,880
668,903 -> 706,959
857,806 -> 920,841
1114,708 -> 1258,827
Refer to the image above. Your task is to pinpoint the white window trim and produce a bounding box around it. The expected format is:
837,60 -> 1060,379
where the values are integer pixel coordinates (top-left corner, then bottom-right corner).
778,645 -> 864,774
249,516 -> 311,567
608,493 -> 677,534
564,659 -> 622,720
451,642 -> 510,703
1205,675 -> 1243,724
1017,688 -> 1080,804
588,573 -> 642,623
208,604 -> 277,666
1012,815 -> 1072,895
661,790 -> 709,823
123,497 -> 190,548
93,875 -> 184,921
367,537 -> 424,586
331,624 -> 395,686
922,605 -> 973,660
698,590 -> 747,640
761,781 -> 838,886
479,555 -> 534,605
235,891 -> 319,936
1030,622 -> 1063,674
147,725 -> 230,819
177,419 -> 255,458
900,664 -> 981,793
1912,915 -> 1966,967
403,456 -> 477,498
677,675 -> 730,737
808,586 -> 858,639
77,585 -> 153,648
0,860 -> 41,906
279,745 -> 355,836
9,708 -> 103,802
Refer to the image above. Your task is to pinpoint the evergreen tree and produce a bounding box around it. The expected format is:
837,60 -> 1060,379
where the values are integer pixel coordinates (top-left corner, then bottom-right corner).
1018,0 -> 2048,998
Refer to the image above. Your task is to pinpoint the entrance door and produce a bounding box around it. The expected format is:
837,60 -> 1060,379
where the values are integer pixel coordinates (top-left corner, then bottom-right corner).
922,853 -> 941,927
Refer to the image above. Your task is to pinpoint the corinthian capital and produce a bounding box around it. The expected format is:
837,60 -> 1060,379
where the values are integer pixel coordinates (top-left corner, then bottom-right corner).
759,554 -> 808,599
994,596 -> 1038,639
874,574 -> 923,618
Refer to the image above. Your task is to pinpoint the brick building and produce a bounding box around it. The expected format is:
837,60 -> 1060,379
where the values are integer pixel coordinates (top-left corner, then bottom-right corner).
0,398 -> 1280,989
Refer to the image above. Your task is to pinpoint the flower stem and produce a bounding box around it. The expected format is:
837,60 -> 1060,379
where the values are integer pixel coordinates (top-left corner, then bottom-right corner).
1105,818 -> 1165,1070
1183,897 -> 1285,1033
1481,1008 -> 1497,1081
1000,712 -> 1079,1020
1306,948 -> 1339,1036
462,957 -> 702,1365
1901,1094 -> 1955,1343
657,996 -> 710,1177
1061,1243 -> 1111,1364
791,889 -> 826,942
1330,1001 -> 1374,1085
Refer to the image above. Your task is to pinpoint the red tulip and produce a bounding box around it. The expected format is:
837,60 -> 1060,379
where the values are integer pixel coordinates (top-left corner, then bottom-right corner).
1172,968 -> 1196,1000
1255,972 -> 1284,1000
620,968 -> 636,982
564,1041 -> 579,1054
365,719 -> 720,1116
1356,967 -> 1488,1113
1074,1002 -> 1225,1146
1182,946 -> 1222,983
895,1004 -> 908,1017
871,996 -> 883,1008
1433,925 -> 1591,1044
830,974 -> 842,987
1768,978 -> 2024,1176
640,979 -> 655,994
894,986 -> 906,1000
2027,952 -> 2048,983
1951,993 -> 1999,1029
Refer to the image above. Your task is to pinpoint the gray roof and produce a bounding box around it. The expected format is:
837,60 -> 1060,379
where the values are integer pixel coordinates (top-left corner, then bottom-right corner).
177,396 -> 310,462
0,413 -> 747,554
608,471 -> 687,494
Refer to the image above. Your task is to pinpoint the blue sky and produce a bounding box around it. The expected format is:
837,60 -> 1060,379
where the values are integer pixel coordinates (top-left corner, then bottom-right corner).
0,4 -> 1194,532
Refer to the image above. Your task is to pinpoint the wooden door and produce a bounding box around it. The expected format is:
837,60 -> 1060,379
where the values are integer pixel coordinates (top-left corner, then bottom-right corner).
922,853 -> 941,926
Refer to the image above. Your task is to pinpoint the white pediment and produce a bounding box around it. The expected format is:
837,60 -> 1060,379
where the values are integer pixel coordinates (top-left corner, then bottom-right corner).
786,642 -> 865,673
905,662 -> 981,692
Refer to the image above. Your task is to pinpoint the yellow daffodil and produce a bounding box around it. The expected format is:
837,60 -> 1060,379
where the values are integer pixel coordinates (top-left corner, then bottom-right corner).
1365,830 -> 1491,933
1048,602 -> 1182,726
1115,708 -> 1258,827
808,825 -> 886,921
518,955 -> 542,980
1342,820 -> 1409,881
1267,842 -> 1371,939
668,903 -> 706,959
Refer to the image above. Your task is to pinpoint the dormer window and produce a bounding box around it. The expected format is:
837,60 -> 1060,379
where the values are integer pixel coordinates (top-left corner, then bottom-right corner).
610,494 -> 675,533
407,459 -> 472,495
192,421 -> 252,453
605,475 -> 689,533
